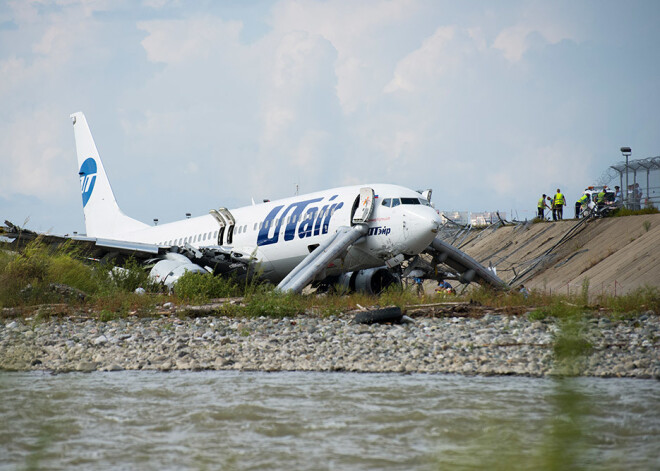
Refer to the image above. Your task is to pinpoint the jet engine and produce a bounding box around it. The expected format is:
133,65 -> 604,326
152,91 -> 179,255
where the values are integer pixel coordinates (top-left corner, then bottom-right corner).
149,253 -> 207,288
337,267 -> 401,295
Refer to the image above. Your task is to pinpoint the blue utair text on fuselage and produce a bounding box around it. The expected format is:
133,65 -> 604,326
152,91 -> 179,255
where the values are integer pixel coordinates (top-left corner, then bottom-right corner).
257,195 -> 345,246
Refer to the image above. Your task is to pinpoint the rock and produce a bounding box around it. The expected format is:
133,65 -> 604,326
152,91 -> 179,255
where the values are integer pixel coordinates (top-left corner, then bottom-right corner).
76,361 -> 98,372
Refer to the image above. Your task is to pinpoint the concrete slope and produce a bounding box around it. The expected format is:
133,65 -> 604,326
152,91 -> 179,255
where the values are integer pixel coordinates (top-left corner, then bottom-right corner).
457,214 -> 660,296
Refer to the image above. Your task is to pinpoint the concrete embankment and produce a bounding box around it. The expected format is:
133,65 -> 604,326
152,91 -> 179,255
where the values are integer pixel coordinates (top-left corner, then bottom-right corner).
1,311 -> 658,378
456,213 -> 660,296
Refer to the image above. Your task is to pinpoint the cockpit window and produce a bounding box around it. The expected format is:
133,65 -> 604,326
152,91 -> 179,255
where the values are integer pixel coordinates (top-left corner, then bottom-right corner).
382,197 -> 406,207
400,197 -> 420,205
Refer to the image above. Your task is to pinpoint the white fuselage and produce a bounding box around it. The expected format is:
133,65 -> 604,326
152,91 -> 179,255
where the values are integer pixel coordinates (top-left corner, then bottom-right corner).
70,111 -> 442,283
118,184 -> 441,281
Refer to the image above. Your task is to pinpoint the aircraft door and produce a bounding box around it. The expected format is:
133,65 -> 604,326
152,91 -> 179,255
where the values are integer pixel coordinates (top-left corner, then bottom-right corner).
352,187 -> 375,224
209,209 -> 226,245
217,207 -> 235,245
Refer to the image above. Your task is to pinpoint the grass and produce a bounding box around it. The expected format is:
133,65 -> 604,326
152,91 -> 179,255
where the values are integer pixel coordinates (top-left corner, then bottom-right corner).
0,240 -> 168,317
173,271 -> 242,302
611,205 -> 658,217
1,240 -> 658,322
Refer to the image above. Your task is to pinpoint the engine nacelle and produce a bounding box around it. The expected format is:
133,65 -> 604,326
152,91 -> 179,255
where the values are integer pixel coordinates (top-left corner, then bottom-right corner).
338,267 -> 401,295
149,253 -> 207,289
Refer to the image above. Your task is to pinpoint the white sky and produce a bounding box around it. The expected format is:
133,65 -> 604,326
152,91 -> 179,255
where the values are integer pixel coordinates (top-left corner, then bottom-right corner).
1,0 -> 659,234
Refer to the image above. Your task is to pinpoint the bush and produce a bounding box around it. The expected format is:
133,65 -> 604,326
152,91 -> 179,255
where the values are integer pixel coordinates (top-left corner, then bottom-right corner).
0,241 -> 100,306
173,271 -> 240,302
244,289 -> 304,318
108,257 -> 159,293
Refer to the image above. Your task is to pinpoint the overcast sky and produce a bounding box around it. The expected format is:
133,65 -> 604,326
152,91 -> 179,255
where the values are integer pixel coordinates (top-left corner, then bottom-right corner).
1,0 -> 659,234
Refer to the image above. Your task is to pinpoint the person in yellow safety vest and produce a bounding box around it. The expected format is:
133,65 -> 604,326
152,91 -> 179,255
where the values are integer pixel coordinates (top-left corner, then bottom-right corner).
576,192 -> 589,218
553,189 -> 566,221
537,194 -> 550,219
596,186 -> 608,214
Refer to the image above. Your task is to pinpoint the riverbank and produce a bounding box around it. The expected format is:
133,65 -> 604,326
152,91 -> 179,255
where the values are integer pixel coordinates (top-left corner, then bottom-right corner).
2,308 -> 658,378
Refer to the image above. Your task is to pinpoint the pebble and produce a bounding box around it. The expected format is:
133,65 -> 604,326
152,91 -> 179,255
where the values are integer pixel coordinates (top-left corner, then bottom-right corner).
0,313 -> 658,378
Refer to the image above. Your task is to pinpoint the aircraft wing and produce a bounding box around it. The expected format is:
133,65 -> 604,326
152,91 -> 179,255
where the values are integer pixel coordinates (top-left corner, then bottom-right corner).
2,220 -> 166,261
1,220 -> 251,282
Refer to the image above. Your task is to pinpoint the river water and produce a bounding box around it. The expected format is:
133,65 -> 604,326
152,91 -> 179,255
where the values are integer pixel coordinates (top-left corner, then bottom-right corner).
1,371 -> 658,470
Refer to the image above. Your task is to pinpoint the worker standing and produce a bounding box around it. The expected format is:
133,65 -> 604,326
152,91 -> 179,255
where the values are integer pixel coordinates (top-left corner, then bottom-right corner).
537,194 -> 549,220
614,186 -> 622,207
597,186 -> 606,205
576,192 -> 589,218
554,189 -> 566,220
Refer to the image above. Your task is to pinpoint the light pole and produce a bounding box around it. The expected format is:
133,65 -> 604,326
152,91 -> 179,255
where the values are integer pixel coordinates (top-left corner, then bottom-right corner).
621,147 -> 631,208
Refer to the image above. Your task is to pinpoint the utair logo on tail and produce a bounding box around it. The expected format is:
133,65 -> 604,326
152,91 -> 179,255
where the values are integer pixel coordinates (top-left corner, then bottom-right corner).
79,157 -> 97,207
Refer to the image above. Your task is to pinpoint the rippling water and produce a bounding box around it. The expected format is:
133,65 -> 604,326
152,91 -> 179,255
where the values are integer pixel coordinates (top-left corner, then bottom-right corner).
1,371 -> 658,470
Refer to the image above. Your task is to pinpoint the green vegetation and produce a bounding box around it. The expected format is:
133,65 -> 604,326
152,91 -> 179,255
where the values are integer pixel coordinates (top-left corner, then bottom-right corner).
0,240 -> 167,317
1,240 -> 657,322
611,205 -> 658,217
173,271 -> 242,302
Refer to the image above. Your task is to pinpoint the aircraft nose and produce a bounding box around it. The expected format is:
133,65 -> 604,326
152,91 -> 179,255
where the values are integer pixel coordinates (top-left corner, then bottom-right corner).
430,211 -> 442,233
402,206 -> 443,254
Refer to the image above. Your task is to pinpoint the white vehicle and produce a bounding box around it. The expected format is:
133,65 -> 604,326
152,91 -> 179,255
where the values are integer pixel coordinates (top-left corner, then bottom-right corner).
70,112 -> 445,292
580,185 -> 616,218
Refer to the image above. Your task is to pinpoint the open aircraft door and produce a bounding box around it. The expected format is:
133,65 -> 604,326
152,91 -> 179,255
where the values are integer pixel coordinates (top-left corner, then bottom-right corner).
209,207 -> 236,245
352,187 -> 375,224
218,208 -> 236,245
209,209 -> 227,245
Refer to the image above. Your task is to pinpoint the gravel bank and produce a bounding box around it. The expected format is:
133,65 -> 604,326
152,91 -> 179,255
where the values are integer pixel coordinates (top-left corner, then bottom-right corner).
1,312 -> 658,378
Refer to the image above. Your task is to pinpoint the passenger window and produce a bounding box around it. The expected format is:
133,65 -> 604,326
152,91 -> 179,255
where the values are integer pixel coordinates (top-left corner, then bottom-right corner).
253,223 -> 257,231
244,225 -> 247,232
391,198 -> 401,207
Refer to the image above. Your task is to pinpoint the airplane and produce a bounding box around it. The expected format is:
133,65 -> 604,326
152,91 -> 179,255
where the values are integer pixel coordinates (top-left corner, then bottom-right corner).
2,112 -> 504,294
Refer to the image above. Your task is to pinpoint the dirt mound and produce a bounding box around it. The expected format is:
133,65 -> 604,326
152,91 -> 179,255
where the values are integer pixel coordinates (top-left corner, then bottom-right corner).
457,214 -> 660,296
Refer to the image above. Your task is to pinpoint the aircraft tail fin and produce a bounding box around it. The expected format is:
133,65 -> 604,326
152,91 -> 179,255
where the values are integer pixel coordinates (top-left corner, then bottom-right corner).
70,112 -> 148,238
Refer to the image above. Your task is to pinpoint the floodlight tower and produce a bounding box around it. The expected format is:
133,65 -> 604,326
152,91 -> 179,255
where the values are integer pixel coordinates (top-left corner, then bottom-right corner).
620,147 -> 631,208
